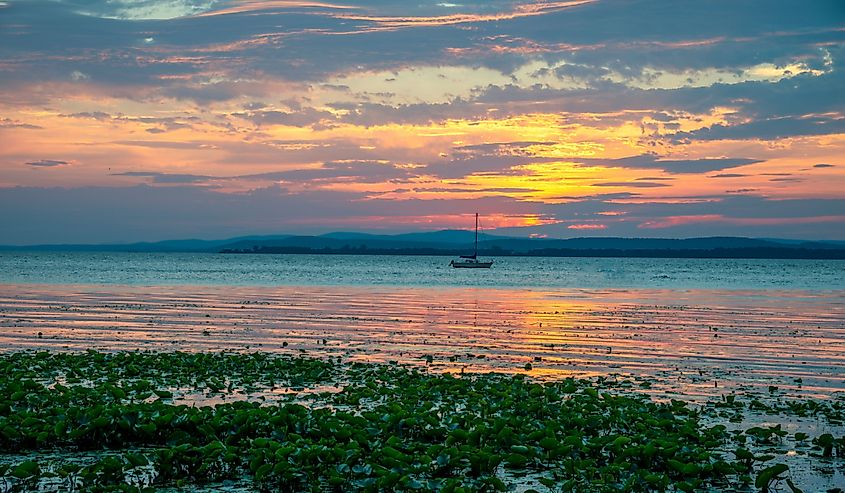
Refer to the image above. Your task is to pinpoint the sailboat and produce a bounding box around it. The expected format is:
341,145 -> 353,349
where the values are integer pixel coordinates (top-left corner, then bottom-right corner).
449,213 -> 493,268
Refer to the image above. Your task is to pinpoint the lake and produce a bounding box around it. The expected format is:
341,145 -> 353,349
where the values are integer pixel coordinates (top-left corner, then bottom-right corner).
1,251 -> 843,290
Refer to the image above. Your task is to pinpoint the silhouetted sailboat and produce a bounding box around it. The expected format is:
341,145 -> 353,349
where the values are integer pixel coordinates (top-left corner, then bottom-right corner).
449,213 -> 493,268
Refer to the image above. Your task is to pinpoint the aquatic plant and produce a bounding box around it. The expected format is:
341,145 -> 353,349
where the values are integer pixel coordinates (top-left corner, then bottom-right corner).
0,351 -> 836,492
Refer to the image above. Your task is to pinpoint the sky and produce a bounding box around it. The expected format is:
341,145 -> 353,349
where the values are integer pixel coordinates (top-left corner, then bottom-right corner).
1,0 -> 844,244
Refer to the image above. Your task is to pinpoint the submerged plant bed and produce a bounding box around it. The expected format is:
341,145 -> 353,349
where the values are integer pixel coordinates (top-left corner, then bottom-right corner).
0,351 -> 840,492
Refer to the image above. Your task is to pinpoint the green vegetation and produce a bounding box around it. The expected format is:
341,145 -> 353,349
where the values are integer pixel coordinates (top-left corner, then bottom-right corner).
0,351 -> 841,492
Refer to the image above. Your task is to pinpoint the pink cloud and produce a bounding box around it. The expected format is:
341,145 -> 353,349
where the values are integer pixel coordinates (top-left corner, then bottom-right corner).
337,0 -> 594,28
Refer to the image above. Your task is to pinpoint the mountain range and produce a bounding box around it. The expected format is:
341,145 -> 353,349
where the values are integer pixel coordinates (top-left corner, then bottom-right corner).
2,231 -> 844,259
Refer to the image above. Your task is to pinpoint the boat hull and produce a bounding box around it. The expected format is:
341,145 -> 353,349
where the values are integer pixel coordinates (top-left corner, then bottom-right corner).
450,260 -> 493,268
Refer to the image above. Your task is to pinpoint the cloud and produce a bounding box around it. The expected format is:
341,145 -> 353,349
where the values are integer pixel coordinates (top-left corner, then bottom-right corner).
424,141 -> 562,179
673,115 -> 845,142
112,171 -> 213,183
3,0 -> 839,103
26,159 -> 70,168
567,223 -> 606,230
334,1 -> 595,29
726,188 -> 758,194
232,108 -> 338,128
113,160 -> 419,185
62,111 -> 113,121
1,0 -> 844,243
114,140 -> 212,149
497,195 -> 845,239
593,181 -> 670,188
77,0 -> 218,20
243,160 -> 417,183
638,214 -> 845,230
0,118 -> 42,130
578,155 -> 761,174
473,67 -> 844,130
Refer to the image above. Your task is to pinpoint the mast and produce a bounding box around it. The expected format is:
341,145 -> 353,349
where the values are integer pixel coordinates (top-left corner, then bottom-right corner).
474,213 -> 478,258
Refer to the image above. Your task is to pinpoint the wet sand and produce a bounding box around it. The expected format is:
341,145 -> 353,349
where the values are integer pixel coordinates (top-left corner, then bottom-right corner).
2,283 -> 843,401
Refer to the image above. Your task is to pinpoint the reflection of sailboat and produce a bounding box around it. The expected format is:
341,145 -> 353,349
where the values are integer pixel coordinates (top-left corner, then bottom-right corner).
449,213 -> 493,268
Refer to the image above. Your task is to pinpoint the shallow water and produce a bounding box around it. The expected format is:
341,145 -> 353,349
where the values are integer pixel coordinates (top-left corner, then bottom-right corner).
2,283 -> 842,400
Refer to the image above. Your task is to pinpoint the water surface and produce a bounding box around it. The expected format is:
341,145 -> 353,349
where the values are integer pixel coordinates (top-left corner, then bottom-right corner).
1,252 -> 843,290
1,252 -> 843,398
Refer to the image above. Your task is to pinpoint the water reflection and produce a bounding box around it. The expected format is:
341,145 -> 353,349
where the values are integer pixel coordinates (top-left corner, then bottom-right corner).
1,283 -> 843,400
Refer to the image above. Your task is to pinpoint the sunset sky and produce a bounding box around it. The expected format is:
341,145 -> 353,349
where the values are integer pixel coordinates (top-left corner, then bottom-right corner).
1,0 -> 844,244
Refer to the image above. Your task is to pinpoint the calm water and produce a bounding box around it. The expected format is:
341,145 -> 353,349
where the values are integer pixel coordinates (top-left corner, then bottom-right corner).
1,252 -> 843,290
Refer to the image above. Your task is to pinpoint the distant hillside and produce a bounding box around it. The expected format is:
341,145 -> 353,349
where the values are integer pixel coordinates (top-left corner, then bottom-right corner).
220,234 -> 843,252
322,230 -> 502,244
2,232 -> 844,259
218,234 -> 845,259
0,235 -> 292,253
479,236 -> 843,252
